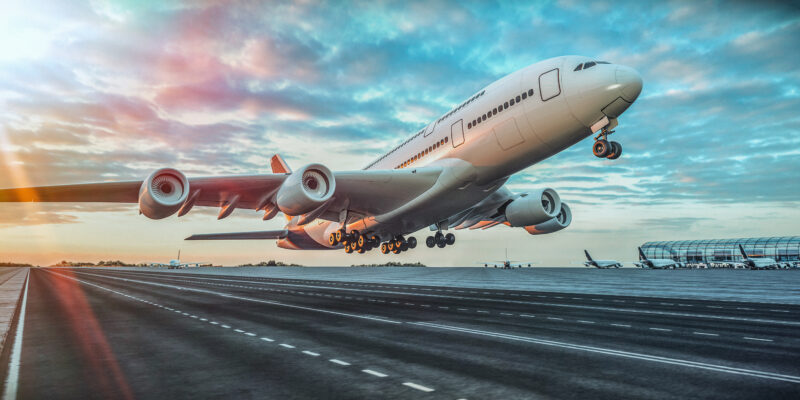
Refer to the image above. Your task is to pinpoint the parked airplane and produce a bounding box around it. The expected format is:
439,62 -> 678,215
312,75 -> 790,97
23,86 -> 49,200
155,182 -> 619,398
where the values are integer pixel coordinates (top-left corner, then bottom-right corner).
737,245 -> 779,270
583,250 -> 622,268
480,249 -> 535,268
0,56 -> 642,255
149,250 -> 207,269
634,247 -> 684,269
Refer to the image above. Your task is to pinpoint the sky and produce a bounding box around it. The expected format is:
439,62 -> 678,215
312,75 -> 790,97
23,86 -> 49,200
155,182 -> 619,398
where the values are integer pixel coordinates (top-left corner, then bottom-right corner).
0,0 -> 798,267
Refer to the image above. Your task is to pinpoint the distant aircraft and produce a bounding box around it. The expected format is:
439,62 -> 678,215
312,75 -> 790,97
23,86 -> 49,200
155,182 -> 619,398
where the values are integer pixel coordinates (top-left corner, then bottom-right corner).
149,250 -> 206,269
634,247 -> 684,269
480,249 -> 535,269
737,245 -> 779,270
583,250 -> 622,268
0,56 -> 642,254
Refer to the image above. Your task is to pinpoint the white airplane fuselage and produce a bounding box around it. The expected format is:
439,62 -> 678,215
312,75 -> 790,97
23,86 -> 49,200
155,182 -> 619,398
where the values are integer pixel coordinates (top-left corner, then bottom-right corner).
275,55 -> 643,249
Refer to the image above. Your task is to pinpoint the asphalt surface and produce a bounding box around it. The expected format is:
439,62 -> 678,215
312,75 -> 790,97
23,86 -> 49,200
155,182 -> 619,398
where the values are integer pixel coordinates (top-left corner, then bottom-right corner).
7,268 -> 800,399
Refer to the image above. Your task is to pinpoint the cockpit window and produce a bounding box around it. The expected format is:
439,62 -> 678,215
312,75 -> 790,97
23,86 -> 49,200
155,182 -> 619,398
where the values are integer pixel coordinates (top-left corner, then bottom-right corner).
596,61 -> 610,64
574,63 -> 583,71
583,61 -> 596,69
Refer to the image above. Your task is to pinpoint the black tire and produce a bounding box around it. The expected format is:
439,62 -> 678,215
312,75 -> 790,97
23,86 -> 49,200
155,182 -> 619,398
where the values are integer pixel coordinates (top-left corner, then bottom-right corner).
437,240 -> 446,248
445,233 -> 455,245
593,140 -> 609,157
606,141 -> 622,160
328,233 -> 337,246
380,243 -> 389,254
400,242 -> 408,251
426,236 -> 435,248
436,234 -> 446,248
407,237 -> 417,249
358,234 -> 367,248
335,229 -> 344,242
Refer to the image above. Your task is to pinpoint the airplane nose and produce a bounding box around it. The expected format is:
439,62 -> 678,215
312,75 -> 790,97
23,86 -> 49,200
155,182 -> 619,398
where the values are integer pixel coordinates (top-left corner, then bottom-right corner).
615,66 -> 643,102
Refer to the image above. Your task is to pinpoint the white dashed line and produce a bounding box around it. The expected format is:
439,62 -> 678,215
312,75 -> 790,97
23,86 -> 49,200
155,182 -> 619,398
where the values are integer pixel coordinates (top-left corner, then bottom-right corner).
577,320 -> 595,324
330,359 -> 350,366
362,369 -> 388,378
547,317 -> 563,321
611,324 -> 631,328
693,332 -> 719,337
744,337 -> 773,342
649,327 -> 672,332
244,332 -> 256,337
234,329 -> 244,333
221,325 -> 231,329
403,382 -> 434,392
210,321 -> 219,325
280,344 -> 295,349
302,351 -> 320,356
520,314 -> 536,318
260,337 -> 274,342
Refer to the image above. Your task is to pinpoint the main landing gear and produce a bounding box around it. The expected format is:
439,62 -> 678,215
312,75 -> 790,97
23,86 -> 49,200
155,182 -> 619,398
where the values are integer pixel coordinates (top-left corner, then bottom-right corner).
329,229 -> 417,255
592,126 -> 622,160
425,231 -> 455,249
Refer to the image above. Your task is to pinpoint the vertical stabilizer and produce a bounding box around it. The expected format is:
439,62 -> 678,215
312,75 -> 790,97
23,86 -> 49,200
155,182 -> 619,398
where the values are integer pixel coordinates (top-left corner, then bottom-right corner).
584,250 -> 593,262
177,249 -> 181,262
738,244 -> 749,260
638,247 -> 648,261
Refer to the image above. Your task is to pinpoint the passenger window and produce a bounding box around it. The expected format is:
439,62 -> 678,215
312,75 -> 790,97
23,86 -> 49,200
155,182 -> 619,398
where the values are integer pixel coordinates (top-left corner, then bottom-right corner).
492,108 -> 497,115
473,119 -> 477,126
584,61 -> 596,69
482,114 -> 486,121
486,111 -> 491,118
528,89 -> 534,96
521,92 -> 527,99
574,64 -> 583,71
504,101 -> 509,108
516,95 -> 521,102
445,137 -> 449,142
498,104 -> 504,111
468,122 -> 472,129
510,98 -> 515,106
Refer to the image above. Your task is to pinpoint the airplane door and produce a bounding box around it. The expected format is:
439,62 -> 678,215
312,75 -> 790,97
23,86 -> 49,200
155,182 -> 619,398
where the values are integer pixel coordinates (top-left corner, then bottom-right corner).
451,119 -> 464,147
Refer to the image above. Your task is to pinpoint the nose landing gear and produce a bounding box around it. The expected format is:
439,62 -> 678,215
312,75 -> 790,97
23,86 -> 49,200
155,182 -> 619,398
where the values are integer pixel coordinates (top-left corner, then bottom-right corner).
592,125 -> 622,160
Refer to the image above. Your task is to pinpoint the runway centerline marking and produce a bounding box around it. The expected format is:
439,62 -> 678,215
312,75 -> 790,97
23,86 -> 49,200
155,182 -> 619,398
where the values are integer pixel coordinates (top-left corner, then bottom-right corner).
403,382 -> 434,392
362,369 -> 388,378
302,351 -> 320,357
330,359 -> 350,366
280,344 -> 295,349
693,332 -> 719,336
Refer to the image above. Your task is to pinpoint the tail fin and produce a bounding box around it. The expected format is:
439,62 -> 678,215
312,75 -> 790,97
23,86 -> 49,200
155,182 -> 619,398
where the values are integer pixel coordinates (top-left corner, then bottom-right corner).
177,249 -> 180,261
738,244 -> 749,260
584,250 -> 593,262
638,247 -> 648,261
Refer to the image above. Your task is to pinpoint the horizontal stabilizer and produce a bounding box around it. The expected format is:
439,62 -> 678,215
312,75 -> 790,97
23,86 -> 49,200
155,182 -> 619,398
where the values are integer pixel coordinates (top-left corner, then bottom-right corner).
185,230 -> 288,241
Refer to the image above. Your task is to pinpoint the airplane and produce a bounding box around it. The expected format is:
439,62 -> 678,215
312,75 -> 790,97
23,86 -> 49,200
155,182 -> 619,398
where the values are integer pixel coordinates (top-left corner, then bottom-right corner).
583,250 -> 622,268
737,244 -> 779,270
149,250 -> 207,269
480,249 -> 535,268
634,247 -> 684,269
0,56 -> 643,255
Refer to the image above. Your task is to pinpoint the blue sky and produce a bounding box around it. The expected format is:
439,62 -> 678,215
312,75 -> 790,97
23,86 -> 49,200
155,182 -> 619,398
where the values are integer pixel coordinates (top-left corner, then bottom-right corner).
0,0 -> 798,266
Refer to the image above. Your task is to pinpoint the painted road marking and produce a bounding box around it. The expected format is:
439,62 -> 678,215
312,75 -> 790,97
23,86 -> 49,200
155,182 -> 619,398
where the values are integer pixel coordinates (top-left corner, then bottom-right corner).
280,344 -> 295,349
302,351 -> 320,356
2,270 -> 29,400
693,332 -> 719,336
330,359 -> 350,366
649,328 -> 672,332
743,337 -> 773,342
403,382 -> 434,392
578,320 -> 595,324
611,324 -> 631,328
362,369 -> 388,378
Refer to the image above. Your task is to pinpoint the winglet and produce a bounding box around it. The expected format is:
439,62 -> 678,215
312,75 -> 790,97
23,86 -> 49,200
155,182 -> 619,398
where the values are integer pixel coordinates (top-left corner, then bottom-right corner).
584,250 -> 592,262
638,247 -> 648,261
738,244 -> 749,260
271,154 -> 292,174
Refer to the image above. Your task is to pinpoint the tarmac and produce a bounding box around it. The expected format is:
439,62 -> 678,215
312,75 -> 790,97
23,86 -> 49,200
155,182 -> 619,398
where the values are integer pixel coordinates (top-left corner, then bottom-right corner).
3,267 -> 798,399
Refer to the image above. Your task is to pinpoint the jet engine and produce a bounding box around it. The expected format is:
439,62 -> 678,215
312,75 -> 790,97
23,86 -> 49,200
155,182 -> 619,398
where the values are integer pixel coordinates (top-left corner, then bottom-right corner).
504,188 -> 561,227
138,168 -> 190,219
525,202 -> 572,235
276,163 -> 336,216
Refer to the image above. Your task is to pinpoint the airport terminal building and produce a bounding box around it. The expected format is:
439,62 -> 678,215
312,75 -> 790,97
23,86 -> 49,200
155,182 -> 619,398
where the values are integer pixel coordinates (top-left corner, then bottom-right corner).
641,236 -> 800,263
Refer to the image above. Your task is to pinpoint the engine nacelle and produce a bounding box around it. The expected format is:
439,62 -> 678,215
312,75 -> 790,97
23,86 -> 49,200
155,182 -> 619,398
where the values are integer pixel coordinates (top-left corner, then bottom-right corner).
138,168 -> 190,219
525,202 -> 572,235
276,163 -> 336,216
504,188 -> 561,227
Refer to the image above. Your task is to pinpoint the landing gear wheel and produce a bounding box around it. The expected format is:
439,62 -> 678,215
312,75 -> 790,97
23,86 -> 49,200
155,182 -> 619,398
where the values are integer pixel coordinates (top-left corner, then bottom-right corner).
387,241 -> 395,252
426,236 -> 435,248
349,230 -> 360,244
392,246 -> 401,254
357,246 -> 365,254
357,234 -> 368,248
436,233 -> 447,248
593,140 -> 610,158
344,243 -> 353,254
335,229 -> 344,243
445,233 -> 455,245
407,237 -> 417,249
328,233 -> 337,246
370,235 -> 380,247
606,141 -> 622,160
395,239 -> 406,252
436,239 -> 446,248
380,243 -> 389,254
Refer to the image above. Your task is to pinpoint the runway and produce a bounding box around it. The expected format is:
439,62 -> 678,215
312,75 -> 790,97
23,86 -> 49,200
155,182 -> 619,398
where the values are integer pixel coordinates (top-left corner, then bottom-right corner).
8,268 -> 800,399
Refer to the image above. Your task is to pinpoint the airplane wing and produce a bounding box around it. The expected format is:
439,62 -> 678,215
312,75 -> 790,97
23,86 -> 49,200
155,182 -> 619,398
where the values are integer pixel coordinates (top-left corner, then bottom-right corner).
186,230 -> 289,240
0,164 -> 443,223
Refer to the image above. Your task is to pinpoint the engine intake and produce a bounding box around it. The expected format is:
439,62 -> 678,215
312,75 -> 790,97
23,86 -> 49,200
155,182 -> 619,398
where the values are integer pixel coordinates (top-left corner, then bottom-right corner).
504,188 -> 561,227
139,168 -> 190,219
276,163 -> 336,216
525,202 -> 572,235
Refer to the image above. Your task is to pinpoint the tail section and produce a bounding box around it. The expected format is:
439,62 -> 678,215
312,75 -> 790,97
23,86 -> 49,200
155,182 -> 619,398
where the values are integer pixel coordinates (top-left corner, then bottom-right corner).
738,244 -> 749,260
638,247 -> 648,261
584,250 -> 593,262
